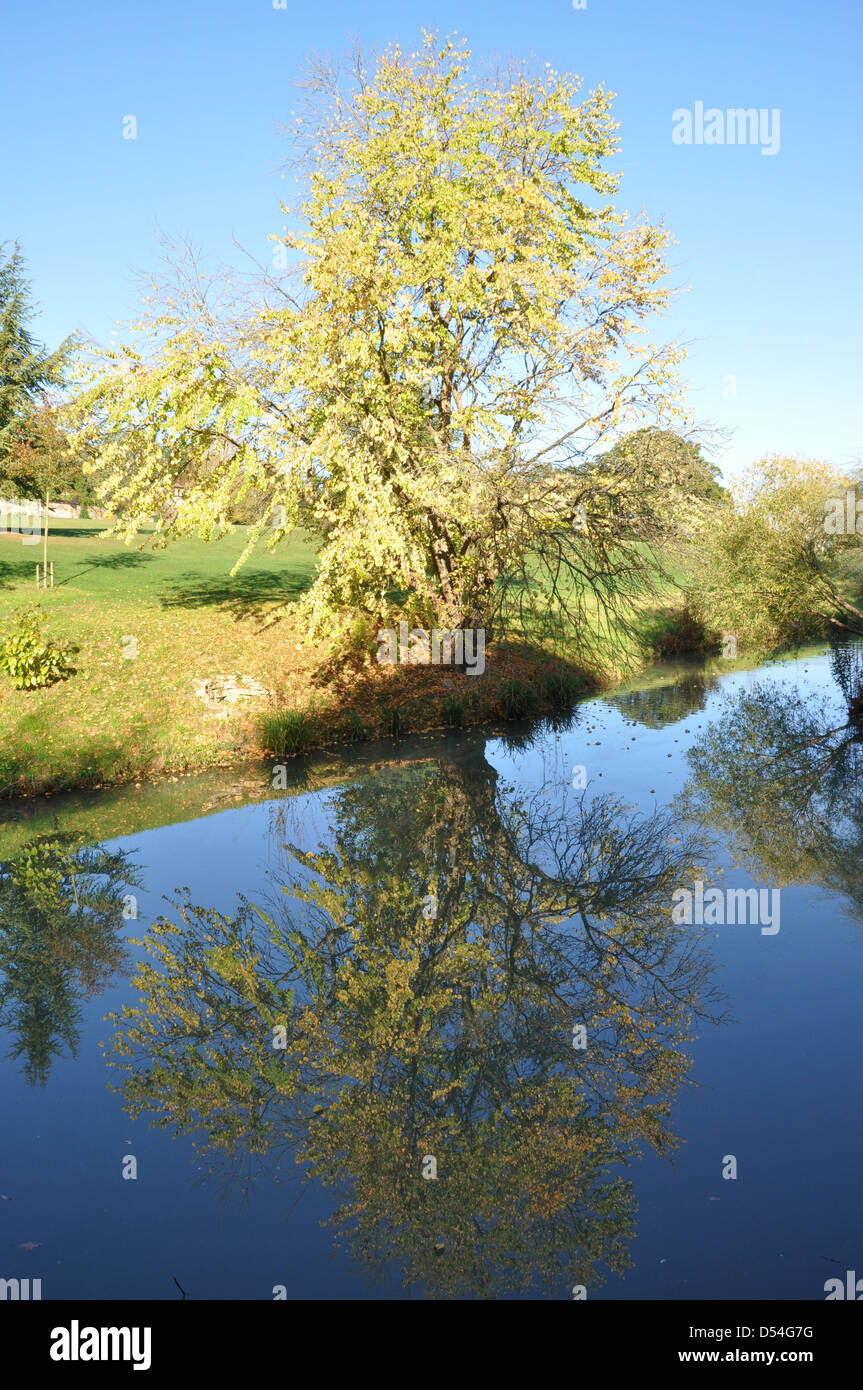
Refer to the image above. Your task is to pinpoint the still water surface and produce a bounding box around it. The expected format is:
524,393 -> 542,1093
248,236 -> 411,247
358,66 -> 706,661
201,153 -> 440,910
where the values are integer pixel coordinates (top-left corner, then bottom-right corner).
1,646 -> 860,1299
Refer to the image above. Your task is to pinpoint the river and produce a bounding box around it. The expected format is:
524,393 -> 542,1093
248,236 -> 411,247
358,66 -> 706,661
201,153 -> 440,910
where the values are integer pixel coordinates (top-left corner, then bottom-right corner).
1,644 -> 859,1299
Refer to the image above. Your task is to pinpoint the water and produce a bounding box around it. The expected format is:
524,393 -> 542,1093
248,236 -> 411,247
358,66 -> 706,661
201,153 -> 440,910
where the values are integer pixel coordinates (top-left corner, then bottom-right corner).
1,646 -> 861,1300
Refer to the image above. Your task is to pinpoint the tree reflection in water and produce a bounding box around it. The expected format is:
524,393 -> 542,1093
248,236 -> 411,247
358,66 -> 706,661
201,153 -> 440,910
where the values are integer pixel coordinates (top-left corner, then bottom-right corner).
110,742 -> 724,1297
611,669 -> 720,729
0,833 -> 138,1085
680,641 -> 863,913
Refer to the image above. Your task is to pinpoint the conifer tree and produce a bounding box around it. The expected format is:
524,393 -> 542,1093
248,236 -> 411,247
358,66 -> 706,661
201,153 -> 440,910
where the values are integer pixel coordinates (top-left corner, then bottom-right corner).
0,241 -> 72,464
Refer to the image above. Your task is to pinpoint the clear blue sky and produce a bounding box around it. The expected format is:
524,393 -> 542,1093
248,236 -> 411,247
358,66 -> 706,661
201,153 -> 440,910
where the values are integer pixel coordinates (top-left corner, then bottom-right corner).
3,0 -> 860,478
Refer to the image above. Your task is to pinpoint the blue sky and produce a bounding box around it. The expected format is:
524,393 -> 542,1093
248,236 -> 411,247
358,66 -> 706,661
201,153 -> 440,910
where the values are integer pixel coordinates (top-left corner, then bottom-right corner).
3,0 -> 860,478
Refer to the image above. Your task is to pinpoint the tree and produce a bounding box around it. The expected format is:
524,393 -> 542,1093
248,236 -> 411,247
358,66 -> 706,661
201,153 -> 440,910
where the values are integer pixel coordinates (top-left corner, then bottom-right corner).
2,398 -> 85,574
689,455 -> 863,651
0,242 -> 72,464
597,428 -> 727,507
0,243 -> 77,573
611,667 -> 721,728
74,35 -> 699,663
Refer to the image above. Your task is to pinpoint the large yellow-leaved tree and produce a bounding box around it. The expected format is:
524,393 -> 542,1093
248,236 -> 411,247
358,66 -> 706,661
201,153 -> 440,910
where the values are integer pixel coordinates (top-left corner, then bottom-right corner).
72,34 -> 697,659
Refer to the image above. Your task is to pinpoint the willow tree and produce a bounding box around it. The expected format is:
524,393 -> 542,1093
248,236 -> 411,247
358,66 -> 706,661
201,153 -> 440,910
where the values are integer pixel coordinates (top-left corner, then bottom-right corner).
689,455 -> 863,651
73,34 -> 693,659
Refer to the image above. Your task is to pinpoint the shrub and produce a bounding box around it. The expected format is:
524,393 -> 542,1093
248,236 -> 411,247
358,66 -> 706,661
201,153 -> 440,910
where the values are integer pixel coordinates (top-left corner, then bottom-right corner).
441,696 -> 467,727
340,709 -> 366,742
538,668 -> 582,709
345,612 -> 378,663
383,704 -> 407,737
442,697 -> 467,727
259,708 -> 314,757
650,603 -> 712,659
0,607 -> 78,689
688,456 -> 851,652
498,678 -> 538,719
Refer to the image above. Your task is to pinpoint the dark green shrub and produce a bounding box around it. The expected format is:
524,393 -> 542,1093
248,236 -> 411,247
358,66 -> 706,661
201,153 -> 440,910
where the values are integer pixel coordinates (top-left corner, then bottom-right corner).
383,705 -> 407,737
340,709 -> 366,741
498,678 -> 538,719
650,603 -> 712,658
345,612 -> 378,662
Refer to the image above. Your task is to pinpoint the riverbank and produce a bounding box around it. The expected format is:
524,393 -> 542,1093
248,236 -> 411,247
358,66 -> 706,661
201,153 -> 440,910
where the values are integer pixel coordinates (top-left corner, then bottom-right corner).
0,519 -> 697,799
0,639 -> 829,858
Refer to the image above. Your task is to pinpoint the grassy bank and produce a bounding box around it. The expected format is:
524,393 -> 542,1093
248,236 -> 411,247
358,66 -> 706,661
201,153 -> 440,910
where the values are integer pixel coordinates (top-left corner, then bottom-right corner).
0,520 -> 691,798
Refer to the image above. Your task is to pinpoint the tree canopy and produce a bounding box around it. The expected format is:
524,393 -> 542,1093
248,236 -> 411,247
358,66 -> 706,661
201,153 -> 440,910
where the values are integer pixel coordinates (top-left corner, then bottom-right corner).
679,644 -> 863,918
1,397 -> 83,503
689,455 -> 863,650
72,34 -> 701,661
0,834 -> 137,1085
597,428 -> 727,506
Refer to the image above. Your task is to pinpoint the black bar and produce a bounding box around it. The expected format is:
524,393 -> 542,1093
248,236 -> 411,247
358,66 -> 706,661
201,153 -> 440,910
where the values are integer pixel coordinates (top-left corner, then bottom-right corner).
2,1299 -> 857,1376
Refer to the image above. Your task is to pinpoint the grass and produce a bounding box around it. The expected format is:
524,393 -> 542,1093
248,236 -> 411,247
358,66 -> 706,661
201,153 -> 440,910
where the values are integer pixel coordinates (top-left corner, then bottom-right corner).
497,542 -> 694,677
337,709 -> 367,742
260,709 -> 315,758
0,518 -> 694,798
537,666 -> 585,709
498,678 -> 539,719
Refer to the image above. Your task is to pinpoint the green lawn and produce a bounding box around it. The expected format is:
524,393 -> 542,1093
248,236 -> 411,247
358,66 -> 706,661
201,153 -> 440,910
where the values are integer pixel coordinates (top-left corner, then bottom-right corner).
0,517 -> 319,609
0,520 -> 320,796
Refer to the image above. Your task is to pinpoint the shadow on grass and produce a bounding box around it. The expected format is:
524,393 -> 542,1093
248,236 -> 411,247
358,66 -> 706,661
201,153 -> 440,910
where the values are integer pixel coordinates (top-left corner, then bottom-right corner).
56,552 -> 159,587
36,523 -> 117,541
162,570 -> 311,621
0,557 -> 41,591
0,546 -> 159,593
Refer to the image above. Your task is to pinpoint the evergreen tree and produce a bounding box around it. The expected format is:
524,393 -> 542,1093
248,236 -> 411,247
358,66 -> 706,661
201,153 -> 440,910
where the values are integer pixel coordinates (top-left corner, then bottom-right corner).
0,241 -> 73,465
